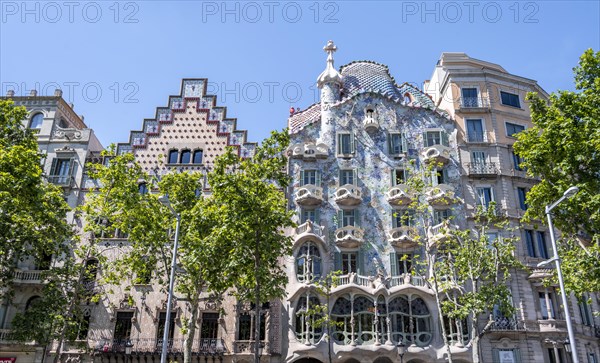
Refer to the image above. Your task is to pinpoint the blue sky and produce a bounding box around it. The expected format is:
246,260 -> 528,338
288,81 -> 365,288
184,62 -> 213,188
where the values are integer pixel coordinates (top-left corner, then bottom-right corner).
1,1 -> 599,146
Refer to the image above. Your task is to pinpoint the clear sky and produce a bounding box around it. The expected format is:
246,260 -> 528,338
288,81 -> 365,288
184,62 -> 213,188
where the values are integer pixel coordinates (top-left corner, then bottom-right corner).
1,1 -> 599,146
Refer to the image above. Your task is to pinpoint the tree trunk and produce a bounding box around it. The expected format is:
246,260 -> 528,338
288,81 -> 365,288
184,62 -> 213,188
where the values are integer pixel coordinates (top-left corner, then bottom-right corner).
430,255 -> 453,363
471,320 -> 480,363
254,229 -> 261,363
327,290 -> 332,363
183,297 -> 200,363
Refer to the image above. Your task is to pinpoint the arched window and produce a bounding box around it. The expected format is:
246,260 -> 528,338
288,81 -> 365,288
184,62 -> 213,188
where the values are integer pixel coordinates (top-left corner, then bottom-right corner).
375,295 -> 387,344
403,93 -> 413,104
295,294 -> 323,344
180,149 -> 191,164
168,150 -> 178,164
193,150 -> 203,164
331,295 -> 375,345
331,295 -> 353,344
29,113 -> 43,129
138,182 -> 148,195
25,296 -> 41,310
443,315 -> 469,346
295,242 -> 321,283
354,296 -> 375,344
389,296 -> 432,346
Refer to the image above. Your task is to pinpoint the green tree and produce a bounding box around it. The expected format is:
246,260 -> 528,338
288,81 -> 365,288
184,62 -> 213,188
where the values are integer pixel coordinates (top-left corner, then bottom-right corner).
208,129 -> 294,363
82,149 -> 227,363
513,48 -> 600,296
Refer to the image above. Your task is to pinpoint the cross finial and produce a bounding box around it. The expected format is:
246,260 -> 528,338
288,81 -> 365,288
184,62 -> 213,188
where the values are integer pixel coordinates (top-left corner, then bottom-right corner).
324,40 -> 337,65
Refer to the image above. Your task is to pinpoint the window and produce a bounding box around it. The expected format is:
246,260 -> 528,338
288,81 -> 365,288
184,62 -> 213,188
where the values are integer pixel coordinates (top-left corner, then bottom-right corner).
200,313 -> 219,339
114,311 -> 133,342
536,231 -> 549,259
388,296 -> 432,346
433,209 -> 451,225
392,169 -> 408,186
331,295 -> 375,345
180,149 -> 191,164
403,93 -> 412,104
589,353 -> 598,363
339,210 -> 358,227
29,113 -> 43,129
157,311 -> 176,345
487,232 -> 499,248
390,252 -> 413,275
295,294 -> 323,344
548,348 -> 566,363
393,210 -> 416,228
168,150 -> 178,164
476,187 -> 494,208
75,307 -> 91,341
336,252 -> 357,274
339,169 -> 355,186
388,133 -> 406,155
443,315 -> 469,346
296,242 -> 322,283
539,291 -> 558,319
35,252 -> 52,270
25,296 -> 41,311
512,151 -> 525,171
461,88 -> 479,107
193,150 -> 203,164
500,91 -> 521,108
49,158 -> 75,185
466,119 -> 485,142
517,187 -> 527,210
472,151 -> 487,165
431,168 -> 447,186
82,259 -> 98,296
524,229 -> 549,259
138,182 -> 148,195
492,348 -> 522,363
301,170 -> 320,186
506,122 -> 525,137
337,133 -> 354,156
579,295 -> 593,326
424,130 -> 449,147
300,209 -> 319,224
237,310 -> 266,341
524,229 -> 536,257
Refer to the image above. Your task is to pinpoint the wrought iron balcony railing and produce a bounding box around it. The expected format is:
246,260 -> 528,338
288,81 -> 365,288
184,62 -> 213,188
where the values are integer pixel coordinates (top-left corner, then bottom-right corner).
93,338 -> 226,356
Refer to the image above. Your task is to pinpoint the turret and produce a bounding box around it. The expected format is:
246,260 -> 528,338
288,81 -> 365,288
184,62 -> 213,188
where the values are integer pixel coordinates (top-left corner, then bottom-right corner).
317,40 -> 343,141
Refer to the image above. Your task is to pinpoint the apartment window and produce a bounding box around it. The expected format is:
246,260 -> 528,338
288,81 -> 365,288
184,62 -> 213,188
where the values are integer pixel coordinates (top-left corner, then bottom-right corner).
82,259 -> 98,296
506,122 -> 525,137
193,150 -> 203,164
517,187 -> 527,210
49,158 -> 75,185
539,291 -> 558,319
443,315 -> 469,346
76,307 -> 91,341
392,169 -> 408,186
337,133 -> 354,156
393,210 -> 416,228
138,182 -> 148,195
466,119 -> 485,142
157,311 -> 176,344
589,353 -> 598,363
431,168 -> 448,186
548,348 -> 566,363
512,151 -> 525,171
472,151 -> 487,165
579,295 -> 593,326
536,231 -> 549,259
237,310 -> 266,341
334,252 -> 358,274
114,311 -> 133,342
339,169 -> 355,185
340,210 -> 356,227
476,187 -> 494,208
390,252 -> 413,275
300,209 -> 319,224
296,242 -> 322,282
301,170 -> 319,186
524,229 -> 549,258
433,209 -> 451,225
524,230 -> 536,257
461,88 -> 478,106
424,130 -> 449,147
200,313 -> 219,339
486,232 -> 499,248
388,132 -> 406,155
295,294 -> 323,344
492,348 -> 522,363
500,91 -> 521,108
168,150 -> 178,164
180,149 -> 191,164
29,113 -> 43,129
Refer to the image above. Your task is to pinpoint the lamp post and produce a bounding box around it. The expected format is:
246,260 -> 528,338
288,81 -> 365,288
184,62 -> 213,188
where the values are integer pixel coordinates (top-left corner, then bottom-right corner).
397,339 -> 406,363
124,339 -> 133,362
537,186 -> 579,363
158,195 -> 181,363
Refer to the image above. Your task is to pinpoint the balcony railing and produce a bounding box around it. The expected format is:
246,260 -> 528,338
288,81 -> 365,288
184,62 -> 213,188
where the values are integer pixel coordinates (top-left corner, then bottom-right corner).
388,226 -> 419,248
363,114 -> 378,131
489,317 -> 525,331
389,274 -> 426,288
290,143 -> 328,160
294,185 -> 323,206
459,97 -> 490,109
13,269 -> 43,283
334,184 -> 362,206
335,226 -> 364,248
467,162 -> 498,176
425,184 -> 457,206
48,175 -> 73,186
94,338 -> 226,355
386,185 -> 414,206
295,220 -> 324,238
466,131 -> 492,143
421,144 -> 452,165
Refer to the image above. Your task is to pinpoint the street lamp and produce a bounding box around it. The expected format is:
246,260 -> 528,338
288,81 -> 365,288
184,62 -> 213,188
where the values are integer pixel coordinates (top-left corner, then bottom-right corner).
397,338 -> 406,363
158,195 -> 182,363
537,186 -> 579,363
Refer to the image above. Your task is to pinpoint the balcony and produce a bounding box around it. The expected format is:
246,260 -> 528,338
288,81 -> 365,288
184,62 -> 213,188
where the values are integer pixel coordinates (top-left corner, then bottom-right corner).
334,184 -> 362,206
294,185 -> 323,206
389,274 -> 427,288
13,269 -> 43,284
94,338 -> 226,356
363,113 -> 378,132
337,273 -> 373,288
421,144 -> 452,165
425,184 -> 458,206
48,175 -> 74,187
538,319 -> 567,333
290,142 -> 328,160
467,162 -> 498,177
387,226 -> 419,248
528,268 -> 553,281
294,220 -> 325,245
427,221 -> 458,248
458,97 -> 490,111
386,185 -> 415,207
465,131 -> 492,144
233,340 -> 269,354
489,317 -> 525,332
335,226 -> 364,248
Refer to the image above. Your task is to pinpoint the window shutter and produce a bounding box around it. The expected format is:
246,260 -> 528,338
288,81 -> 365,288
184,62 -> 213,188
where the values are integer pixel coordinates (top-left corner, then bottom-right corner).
67,158 -> 76,177
389,252 -> 398,276
50,158 -> 58,175
336,134 -> 341,154
391,169 -> 396,186
315,209 -> 320,225
334,252 -> 342,271
514,348 -> 522,363
492,348 -> 500,363
337,210 -> 343,228
422,132 -> 428,147
300,170 -> 305,186
392,212 -> 398,228
357,249 -> 364,275
387,131 -> 392,154
316,170 -> 322,187
442,168 -> 449,183
350,133 -> 356,154
402,134 -> 408,153
352,169 -> 357,186
442,132 -> 449,146
354,209 -> 360,227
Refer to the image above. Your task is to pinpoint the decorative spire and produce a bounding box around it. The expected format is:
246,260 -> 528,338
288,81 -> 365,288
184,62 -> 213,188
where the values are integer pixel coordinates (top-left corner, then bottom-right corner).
317,40 -> 343,88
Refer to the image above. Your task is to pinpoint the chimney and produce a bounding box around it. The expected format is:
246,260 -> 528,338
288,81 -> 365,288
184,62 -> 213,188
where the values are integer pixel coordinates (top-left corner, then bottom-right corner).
6,90 -> 15,97
54,89 -> 63,97
29,89 -> 38,97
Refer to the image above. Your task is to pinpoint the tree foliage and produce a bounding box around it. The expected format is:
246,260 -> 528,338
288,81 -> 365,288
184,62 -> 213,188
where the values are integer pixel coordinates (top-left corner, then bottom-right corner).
513,48 -> 600,296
